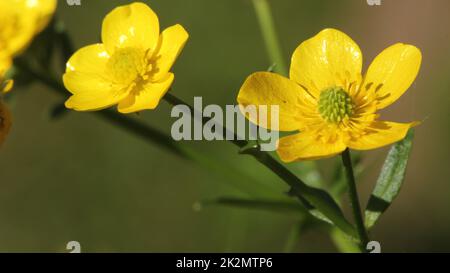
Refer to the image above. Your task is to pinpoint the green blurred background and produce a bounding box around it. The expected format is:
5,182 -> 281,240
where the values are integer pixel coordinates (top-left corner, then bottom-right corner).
1,0 -> 449,252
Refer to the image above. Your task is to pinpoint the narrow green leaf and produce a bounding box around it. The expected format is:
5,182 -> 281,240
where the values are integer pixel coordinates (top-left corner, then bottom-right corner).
365,129 -> 415,229
195,197 -> 308,214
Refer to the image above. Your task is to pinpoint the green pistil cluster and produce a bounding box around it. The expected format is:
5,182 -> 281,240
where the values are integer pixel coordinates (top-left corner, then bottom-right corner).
318,86 -> 354,123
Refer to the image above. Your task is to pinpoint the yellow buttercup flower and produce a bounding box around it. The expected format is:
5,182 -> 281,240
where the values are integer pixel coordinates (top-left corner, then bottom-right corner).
238,29 -> 422,162
63,2 -> 189,113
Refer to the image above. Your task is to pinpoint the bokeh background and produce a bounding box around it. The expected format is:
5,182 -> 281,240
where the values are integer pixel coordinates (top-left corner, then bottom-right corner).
0,0 -> 449,252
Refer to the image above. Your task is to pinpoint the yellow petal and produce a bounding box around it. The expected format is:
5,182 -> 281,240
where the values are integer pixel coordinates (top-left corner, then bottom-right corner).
23,0 -> 57,33
64,72 -> 129,111
0,0 -> 56,58
347,121 -> 415,150
63,44 -> 128,111
277,131 -> 347,162
0,1 -> 36,57
63,45 -> 128,111
101,2 -> 159,54
0,57 -> 12,77
152,24 -> 189,81
117,73 -> 174,114
290,28 -> 363,98
65,44 -> 110,75
237,72 -> 316,131
363,44 -> 422,109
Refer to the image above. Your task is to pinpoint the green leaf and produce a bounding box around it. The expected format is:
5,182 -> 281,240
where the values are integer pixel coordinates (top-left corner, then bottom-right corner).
365,129 -> 415,229
195,197 -> 308,214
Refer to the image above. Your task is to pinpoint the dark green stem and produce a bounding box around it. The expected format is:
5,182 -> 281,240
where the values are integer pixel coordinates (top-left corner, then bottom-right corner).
341,148 -> 369,250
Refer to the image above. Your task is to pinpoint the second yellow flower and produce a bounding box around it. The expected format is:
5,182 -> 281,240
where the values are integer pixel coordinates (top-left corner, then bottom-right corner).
63,2 -> 189,113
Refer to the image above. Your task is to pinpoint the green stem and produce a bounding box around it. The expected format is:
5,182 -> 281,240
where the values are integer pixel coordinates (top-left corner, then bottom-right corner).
198,197 -> 306,213
252,0 -> 288,76
341,149 -> 369,250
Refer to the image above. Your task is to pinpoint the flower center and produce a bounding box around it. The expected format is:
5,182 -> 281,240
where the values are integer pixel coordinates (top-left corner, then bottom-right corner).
106,47 -> 151,85
318,86 -> 354,123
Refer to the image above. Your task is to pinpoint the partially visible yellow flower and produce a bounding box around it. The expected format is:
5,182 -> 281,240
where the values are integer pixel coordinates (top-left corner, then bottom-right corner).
238,29 -> 422,162
0,0 -> 57,60
0,0 -> 54,147
63,2 -> 189,113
